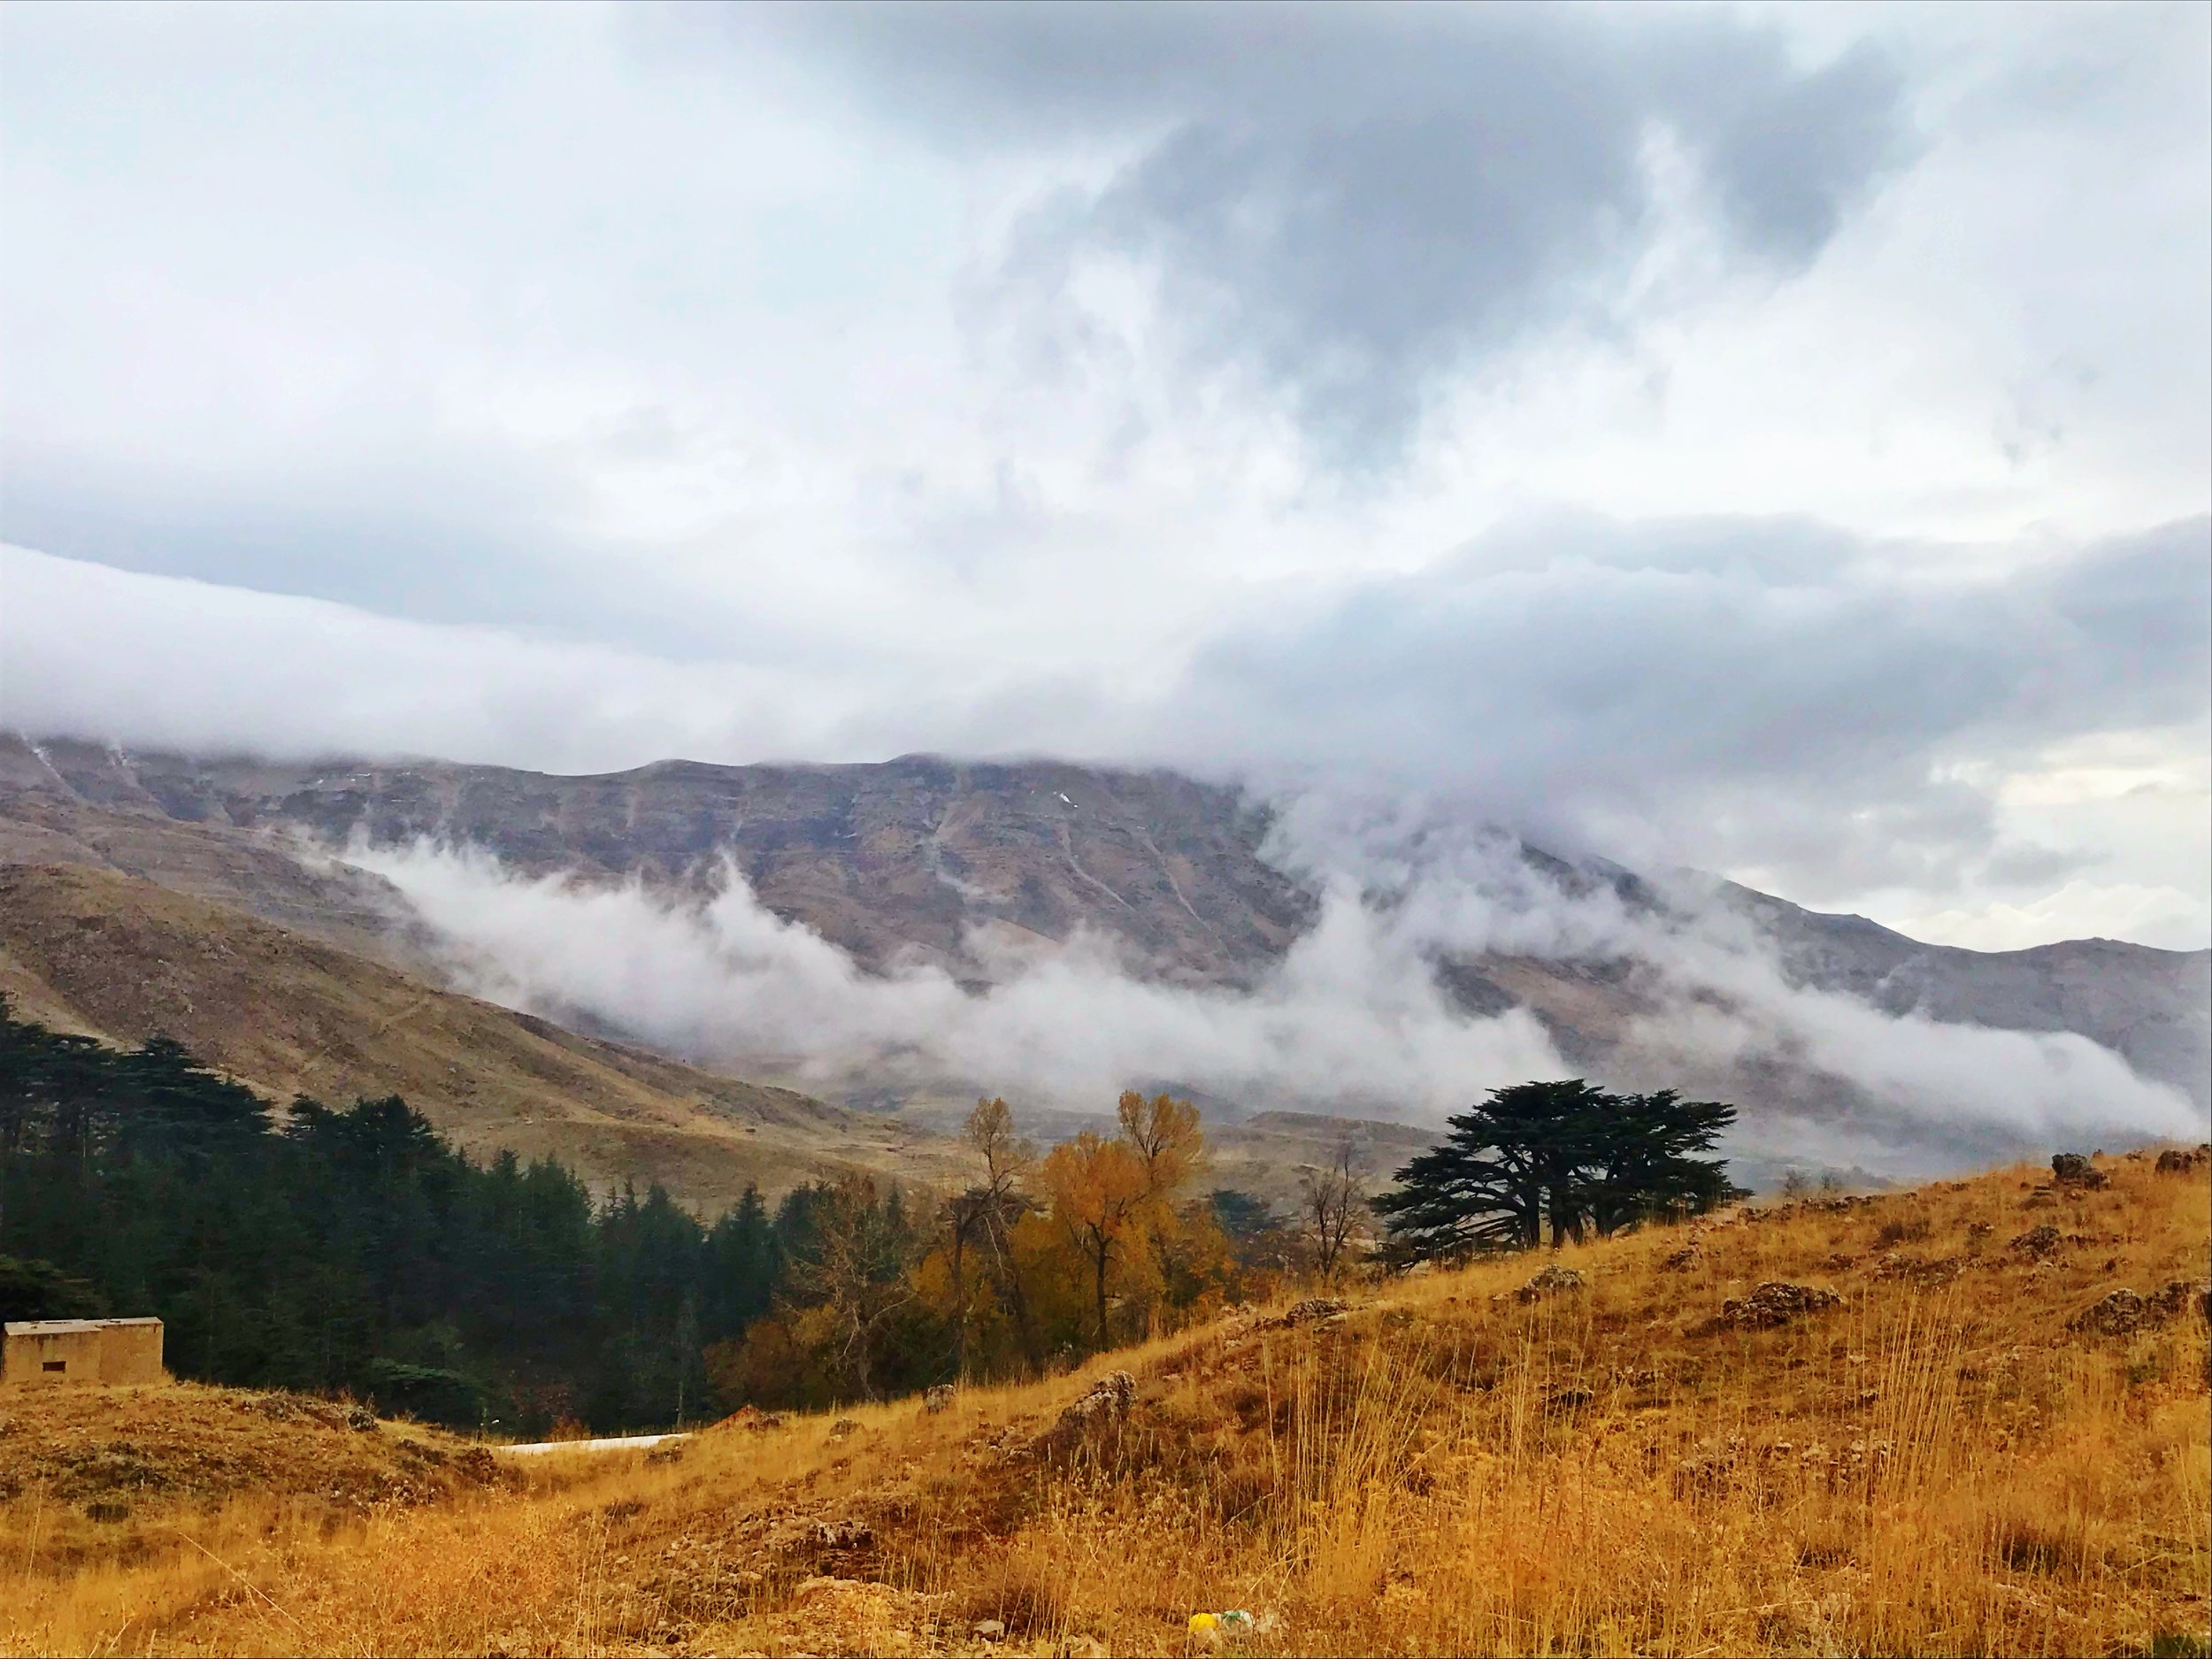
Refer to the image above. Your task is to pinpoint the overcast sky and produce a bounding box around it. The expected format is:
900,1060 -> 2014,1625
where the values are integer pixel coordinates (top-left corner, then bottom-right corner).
3,1 -> 2207,950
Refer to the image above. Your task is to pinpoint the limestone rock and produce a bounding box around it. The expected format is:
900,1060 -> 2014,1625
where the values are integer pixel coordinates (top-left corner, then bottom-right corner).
1058,1371 -> 1135,1429
1720,1282 -> 1843,1330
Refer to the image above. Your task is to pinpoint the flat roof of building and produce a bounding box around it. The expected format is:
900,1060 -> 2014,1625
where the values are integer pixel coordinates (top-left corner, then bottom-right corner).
4,1317 -> 164,1336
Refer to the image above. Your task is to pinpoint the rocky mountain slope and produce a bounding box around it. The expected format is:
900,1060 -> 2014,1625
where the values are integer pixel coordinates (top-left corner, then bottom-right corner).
0,862 -> 961,1209
4,736 -> 2205,1131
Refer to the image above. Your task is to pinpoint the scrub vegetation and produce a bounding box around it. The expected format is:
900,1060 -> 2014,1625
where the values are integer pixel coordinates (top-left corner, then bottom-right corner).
4,1149 -> 2205,1656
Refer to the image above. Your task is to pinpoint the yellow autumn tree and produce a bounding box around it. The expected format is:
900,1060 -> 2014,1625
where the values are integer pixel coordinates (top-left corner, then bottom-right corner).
1037,1130 -> 1151,1350
1115,1090 -> 1217,1333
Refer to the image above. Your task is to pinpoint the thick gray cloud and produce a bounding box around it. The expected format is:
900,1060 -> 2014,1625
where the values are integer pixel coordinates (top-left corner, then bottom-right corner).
747,3 -> 1914,462
9,511 -> 2206,933
1156,512 -> 2212,897
0,3 -> 2206,951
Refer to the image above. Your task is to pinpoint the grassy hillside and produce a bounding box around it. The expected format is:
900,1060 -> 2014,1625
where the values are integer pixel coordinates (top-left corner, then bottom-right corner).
0,862 -> 962,1209
6,1150 -> 2205,1656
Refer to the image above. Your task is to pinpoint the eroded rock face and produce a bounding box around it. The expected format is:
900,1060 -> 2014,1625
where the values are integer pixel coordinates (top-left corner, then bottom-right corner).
12,737 -> 2205,1128
1720,1282 -> 1843,1330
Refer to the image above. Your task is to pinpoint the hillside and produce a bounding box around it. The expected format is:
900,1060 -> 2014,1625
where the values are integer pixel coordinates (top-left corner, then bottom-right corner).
6,1151 -> 2206,1656
0,1384 -> 504,1578
7,737 -> 2204,1128
0,863 -> 960,1210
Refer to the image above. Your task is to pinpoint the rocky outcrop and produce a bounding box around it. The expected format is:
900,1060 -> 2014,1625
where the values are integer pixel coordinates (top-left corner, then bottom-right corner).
1027,1371 -> 1139,1463
2068,1279 -> 2211,1337
2050,1154 -> 2108,1190
1512,1264 -> 1588,1303
1268,1297 -> 1349,1329
1720,1282 -> 1843,1330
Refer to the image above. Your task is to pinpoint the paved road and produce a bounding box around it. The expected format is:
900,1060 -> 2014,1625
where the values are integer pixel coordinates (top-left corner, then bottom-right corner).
496,1432 -> 691,1456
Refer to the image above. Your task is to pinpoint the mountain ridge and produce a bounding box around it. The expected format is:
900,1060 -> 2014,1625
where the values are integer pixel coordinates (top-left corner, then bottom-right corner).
4,735 -> 2204,1140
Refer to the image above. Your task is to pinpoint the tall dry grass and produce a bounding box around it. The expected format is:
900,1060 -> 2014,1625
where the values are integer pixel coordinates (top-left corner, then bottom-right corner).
5,1153 -> 2207,1656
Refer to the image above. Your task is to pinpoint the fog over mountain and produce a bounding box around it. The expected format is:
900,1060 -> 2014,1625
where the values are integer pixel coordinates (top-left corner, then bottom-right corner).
2,5 -> 2206,1182
4,741 -> 2201,1186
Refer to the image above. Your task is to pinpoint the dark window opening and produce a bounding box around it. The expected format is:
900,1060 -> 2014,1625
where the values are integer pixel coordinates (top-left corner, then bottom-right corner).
42,1360 -> 66,1372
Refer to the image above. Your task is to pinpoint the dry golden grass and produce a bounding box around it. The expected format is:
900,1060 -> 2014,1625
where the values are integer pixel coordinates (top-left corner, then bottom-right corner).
5,1152 -> 2207,1656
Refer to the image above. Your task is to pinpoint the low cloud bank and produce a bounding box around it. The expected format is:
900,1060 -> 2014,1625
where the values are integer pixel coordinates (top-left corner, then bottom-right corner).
349,841 -> 1566,1122
349,823 -> 2204,1179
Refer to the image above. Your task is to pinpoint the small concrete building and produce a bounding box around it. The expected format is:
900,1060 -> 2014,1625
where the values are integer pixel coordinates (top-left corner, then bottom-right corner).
2,1317 -> 165,1386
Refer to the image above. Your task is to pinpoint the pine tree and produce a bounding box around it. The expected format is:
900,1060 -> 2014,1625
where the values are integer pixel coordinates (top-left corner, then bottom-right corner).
1376,1079 -> 1741,1260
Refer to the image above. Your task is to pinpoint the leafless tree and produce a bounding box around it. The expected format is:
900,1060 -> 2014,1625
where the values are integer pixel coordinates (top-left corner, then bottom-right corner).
947,1096 -> 1040,1373
787,1172 -> 913,1402
1298,1133 -> 1371,1280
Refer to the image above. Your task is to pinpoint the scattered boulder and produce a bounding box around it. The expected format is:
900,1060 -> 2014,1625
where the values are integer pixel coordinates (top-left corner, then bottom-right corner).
1271,1296 -> 1349,1329
1057,1371 -> 1135,1429
2149,1279 -> 2212,1323
812,1517 -> 873,1548
1874,1251 -> 1963,1287
1026,1370 -> 1138,1463
923,1384 -> 955,1414
2051,1154 -> 2108,1190
2008,1225 -> 2063,1260
710,1405 -> 789,1434
1513,1264 -> 1587,1303
2063,1281 -> 2209,1338
2154,1147 -> 2210,1175
1720,1282 -> 1843,1330
2069,1290 -> 2148,1337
